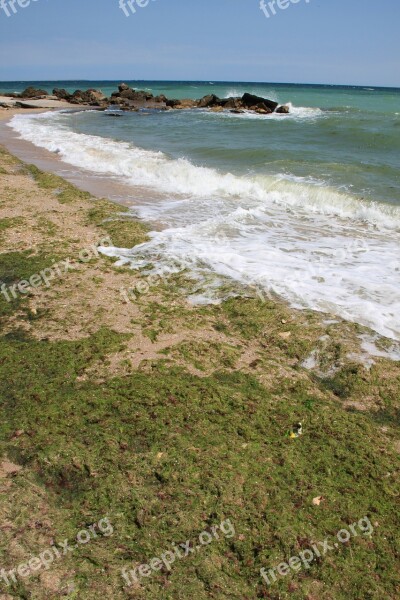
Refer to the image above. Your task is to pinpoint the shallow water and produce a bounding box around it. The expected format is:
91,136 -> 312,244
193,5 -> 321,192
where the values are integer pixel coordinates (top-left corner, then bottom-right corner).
6,81 -> 400,340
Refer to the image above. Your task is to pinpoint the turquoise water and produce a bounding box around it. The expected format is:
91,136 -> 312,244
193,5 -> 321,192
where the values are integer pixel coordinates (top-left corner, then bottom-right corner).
7,81 -> 400,342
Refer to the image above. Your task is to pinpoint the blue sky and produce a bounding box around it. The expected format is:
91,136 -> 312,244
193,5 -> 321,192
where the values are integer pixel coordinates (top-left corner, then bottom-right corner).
0,0 -> 399,86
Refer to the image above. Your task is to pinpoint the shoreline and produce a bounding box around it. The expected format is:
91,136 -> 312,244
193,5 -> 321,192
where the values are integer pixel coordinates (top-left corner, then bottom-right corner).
2,106 -> 400,348
0,107 -> 169,213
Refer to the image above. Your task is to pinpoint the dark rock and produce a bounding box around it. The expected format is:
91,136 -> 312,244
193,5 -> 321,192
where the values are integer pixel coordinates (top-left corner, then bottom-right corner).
219,97 -> 242,109
230,109 -> 244,114
53,88 -> 71,101
69,89 -> 107,105
276,105 -> 290,114
174,99 -> 197,109
118,83 -> 131,93
241,93 -> 278,112
253,103 -> 272,114
196,94 -> 220,108
20,87 -> 49,99
119,89 -> 153,103
166,99 -> 181,108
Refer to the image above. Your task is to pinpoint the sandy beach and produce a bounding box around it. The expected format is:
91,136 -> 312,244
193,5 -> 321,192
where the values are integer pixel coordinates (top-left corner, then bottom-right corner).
0,133 -> 399,598
1,0 -> 399,596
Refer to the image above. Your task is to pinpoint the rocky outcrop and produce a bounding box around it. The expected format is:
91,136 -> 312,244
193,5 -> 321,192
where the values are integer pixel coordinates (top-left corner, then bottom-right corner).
195,92 -> 281,114
53,88 -> 71,101
219,97 -> 243,109
19,87 -> 49,99
2,82 -> 289,116
166,99 -> 181,108
255,104 -> 272,115
197,94 -> 220,108
241,93 -> 278,112
109,84 -> 167,109
173,99 -> 197,109
68,89 -> 108,105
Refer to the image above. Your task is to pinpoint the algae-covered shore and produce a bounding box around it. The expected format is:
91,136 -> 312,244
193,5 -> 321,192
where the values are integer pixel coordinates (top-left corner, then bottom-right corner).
0,141 -> 399,600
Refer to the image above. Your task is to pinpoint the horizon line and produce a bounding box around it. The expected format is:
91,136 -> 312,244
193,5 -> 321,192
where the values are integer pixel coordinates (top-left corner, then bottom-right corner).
0,78 -> 399,90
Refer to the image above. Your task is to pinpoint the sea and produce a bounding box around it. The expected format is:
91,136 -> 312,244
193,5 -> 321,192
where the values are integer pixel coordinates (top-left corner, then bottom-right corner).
2,80 -> 400,341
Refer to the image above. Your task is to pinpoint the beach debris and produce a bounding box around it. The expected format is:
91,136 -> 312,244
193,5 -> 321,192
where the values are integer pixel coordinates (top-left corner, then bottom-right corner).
289,422 -> 303,438
278,331 -> 292,339
0,460 -> 22,478
312,495 -> 324,506
11,429 -> 24,438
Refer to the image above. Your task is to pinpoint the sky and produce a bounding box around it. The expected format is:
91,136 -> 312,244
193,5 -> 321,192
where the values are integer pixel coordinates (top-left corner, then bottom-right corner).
0,0 -> 399,86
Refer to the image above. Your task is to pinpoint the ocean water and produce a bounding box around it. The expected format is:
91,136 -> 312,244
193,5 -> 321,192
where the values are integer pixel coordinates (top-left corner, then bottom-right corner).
5,81 -> 400,341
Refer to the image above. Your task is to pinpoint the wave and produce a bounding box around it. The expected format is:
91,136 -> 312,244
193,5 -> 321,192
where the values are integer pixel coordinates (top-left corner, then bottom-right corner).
9,111 -> 400,342
100,200 -> 400,341
9,111 -> 400,231
211,102 -> 324,121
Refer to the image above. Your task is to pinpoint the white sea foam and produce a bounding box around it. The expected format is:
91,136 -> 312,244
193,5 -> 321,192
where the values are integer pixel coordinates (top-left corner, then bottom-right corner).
9,112 -> 400,230
209,102 -> 324,121
8,111 -> 400,344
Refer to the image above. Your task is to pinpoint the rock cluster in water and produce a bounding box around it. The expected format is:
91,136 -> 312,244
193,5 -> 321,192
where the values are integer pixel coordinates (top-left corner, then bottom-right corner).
4,84 -> 290,115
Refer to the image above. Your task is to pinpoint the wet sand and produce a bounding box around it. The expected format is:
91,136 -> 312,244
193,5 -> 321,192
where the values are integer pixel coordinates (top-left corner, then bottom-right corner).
0,108 -> 167,214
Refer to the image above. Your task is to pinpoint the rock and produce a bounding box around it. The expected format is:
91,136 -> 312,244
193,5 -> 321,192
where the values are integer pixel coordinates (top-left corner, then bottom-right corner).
88,89 -> 107,102
118,82 -> 131,92
210,106 -> 224,112
69,89 -> 107,105
174,99 -> 197,109
197,94 -> 220,108
108,97 -> 126,106
20,86 -> 49,99
241,93 -> 278,112
230,109 -> 244,114
53,88 -> 71,101
219,97 -> 242,109
120,89 -> 143,101
276,104 -> 290,114
254,103 -> 272,115
166,99 -> 181,108
113,89 -> 154,106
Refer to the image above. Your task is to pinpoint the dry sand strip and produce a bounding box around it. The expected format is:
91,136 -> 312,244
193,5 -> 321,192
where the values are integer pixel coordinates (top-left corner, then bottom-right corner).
0,96 -> 83,109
